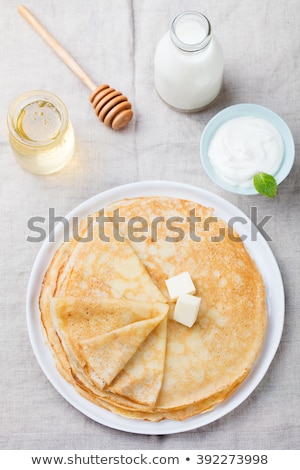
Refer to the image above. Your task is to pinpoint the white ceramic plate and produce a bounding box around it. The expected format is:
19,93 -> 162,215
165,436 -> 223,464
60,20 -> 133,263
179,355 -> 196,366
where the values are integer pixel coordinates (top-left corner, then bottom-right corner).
26,181 -> 284,435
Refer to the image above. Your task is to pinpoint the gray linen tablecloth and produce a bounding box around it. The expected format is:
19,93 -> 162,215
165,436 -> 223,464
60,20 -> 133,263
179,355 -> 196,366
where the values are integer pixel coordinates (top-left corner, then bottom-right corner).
0,0 -> 299,450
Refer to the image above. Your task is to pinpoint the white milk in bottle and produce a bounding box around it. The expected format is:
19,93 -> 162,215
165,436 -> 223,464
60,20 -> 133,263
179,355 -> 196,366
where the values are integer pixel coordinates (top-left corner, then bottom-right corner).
154,11 -> 224,111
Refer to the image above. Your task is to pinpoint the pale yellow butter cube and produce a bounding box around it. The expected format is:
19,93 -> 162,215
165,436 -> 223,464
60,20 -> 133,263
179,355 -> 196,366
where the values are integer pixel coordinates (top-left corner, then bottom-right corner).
165,271 -> 196,301
173,294 -> 201,328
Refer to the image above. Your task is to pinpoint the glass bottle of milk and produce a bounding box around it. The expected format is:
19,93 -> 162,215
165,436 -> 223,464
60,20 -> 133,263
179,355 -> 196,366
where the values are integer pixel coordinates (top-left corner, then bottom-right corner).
154,11 -> 224,112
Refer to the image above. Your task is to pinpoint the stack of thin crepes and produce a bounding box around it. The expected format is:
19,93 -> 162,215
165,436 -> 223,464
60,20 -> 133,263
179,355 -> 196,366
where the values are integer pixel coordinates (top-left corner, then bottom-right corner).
39,196 -> 268,421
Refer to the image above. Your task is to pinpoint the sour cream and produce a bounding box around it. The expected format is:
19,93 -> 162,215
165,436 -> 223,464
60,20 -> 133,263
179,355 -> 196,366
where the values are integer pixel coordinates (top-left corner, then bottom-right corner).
208,116 -> 284,187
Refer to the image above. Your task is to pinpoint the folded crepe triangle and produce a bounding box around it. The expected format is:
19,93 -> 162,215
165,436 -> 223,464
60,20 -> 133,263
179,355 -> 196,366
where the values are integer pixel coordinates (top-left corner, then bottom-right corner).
50,296 -> 168,372
56,212 -> 166,302
108,316 -> 168,406
79,314 -> 166,389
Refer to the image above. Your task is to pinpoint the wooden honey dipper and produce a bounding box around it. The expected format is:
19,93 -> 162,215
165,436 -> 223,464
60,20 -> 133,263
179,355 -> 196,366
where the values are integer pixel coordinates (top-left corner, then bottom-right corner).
18,5 -> 133,130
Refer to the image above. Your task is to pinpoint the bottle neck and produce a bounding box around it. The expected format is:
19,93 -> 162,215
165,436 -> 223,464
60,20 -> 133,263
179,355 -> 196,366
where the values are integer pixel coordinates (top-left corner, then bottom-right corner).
170,11 -> 211,52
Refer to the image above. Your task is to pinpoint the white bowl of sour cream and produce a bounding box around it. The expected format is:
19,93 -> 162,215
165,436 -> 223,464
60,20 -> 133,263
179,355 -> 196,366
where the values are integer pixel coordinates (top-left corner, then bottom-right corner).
200,104 -> 295,195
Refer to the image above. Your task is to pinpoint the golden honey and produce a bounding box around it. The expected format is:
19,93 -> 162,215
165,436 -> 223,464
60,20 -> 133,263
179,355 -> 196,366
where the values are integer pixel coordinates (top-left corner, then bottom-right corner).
7,91 -> 75,175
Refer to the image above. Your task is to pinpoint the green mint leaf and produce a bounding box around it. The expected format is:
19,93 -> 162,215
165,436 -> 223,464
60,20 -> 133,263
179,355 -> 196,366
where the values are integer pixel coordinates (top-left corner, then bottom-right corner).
253,172 -> 277,198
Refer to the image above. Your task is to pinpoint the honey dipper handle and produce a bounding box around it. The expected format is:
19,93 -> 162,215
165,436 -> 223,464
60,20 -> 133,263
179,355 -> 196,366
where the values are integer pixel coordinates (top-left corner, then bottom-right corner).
18,5 -> 97,91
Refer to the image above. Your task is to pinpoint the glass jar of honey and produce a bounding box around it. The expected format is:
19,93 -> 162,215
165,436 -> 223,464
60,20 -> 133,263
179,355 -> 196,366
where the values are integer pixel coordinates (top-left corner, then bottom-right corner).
7,90 -> 75,175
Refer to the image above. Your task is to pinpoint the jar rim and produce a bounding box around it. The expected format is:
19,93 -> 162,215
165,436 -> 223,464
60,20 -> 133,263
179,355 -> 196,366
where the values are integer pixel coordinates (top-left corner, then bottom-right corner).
170,11 -> 211,52
7,90 -> 69,149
